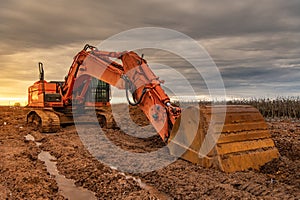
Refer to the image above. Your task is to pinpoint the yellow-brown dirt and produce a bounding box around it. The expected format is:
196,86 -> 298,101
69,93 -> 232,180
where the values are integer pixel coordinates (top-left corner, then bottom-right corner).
0,106 -> 299,199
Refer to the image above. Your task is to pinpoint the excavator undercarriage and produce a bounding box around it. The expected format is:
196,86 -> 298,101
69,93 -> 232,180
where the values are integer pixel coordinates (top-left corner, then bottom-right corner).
27,106 -> 115,132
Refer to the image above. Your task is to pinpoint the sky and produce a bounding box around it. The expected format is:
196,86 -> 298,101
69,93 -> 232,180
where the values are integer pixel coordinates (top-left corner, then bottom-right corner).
1,0 -> 300,105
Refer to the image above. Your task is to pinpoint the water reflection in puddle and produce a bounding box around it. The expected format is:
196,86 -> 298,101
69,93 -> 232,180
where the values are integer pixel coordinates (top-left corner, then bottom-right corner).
38,151 -> 96,200
25,134 -> 97,200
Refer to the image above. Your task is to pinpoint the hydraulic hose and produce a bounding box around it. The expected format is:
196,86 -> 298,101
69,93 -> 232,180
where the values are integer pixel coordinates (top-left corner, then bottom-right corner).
122,75 -> 147,106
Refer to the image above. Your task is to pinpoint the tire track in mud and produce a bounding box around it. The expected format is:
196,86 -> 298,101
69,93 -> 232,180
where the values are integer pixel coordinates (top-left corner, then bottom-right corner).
140,161 -> 299,199
230,179 -> 299,199
233,182 -> 284,197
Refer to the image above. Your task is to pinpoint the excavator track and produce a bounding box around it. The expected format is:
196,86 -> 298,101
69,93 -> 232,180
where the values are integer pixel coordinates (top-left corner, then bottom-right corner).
169,105 -> 279,172
27,110 -> 60,132
26,106 -> 116,133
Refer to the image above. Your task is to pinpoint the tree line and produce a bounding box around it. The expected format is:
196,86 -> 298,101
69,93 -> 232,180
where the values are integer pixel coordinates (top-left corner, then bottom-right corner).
227,97 -> 300,119
175,97 -> 300,119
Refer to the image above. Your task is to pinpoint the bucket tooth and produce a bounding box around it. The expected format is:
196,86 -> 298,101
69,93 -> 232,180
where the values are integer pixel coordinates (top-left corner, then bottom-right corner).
168,105 -> 279,172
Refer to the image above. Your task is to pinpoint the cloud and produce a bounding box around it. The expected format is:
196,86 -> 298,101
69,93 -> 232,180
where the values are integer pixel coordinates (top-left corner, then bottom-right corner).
1,0 -> 300,49
0,0 -> 300,101
200,32 -> 300,97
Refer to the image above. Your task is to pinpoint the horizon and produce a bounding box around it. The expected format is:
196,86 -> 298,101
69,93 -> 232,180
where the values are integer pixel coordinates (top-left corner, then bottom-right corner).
1,95 -> 300,107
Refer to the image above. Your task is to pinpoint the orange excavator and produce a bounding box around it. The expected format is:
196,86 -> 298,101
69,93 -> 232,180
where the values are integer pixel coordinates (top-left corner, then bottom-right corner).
27,44 -> 279,172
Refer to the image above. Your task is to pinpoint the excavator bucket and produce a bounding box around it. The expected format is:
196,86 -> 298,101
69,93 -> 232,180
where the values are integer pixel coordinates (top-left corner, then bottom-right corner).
168,105 -> 279,172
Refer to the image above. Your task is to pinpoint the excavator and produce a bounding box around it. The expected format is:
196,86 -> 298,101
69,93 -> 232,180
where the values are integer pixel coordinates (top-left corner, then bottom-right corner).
27,44 -> 279,172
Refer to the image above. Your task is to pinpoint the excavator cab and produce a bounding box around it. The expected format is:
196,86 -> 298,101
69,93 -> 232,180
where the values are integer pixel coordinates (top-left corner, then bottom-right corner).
86,78 -> 111,105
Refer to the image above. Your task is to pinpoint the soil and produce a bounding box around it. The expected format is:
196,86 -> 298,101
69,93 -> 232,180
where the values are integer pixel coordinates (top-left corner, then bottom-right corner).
0,105 -> 299,199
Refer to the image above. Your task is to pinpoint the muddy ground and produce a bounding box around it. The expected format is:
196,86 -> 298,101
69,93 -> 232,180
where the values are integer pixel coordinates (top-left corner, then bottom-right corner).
0,105 -> 299,199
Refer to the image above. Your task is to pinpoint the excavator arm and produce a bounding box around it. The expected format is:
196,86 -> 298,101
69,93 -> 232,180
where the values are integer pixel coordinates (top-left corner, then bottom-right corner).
62,44 -> 181,141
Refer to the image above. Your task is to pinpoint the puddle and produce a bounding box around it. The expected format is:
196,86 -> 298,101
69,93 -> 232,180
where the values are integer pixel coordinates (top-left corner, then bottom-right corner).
25,134 -> 170,199
38,151 -> 96,200
25,134 -> 97,200
118,171 -> 171,200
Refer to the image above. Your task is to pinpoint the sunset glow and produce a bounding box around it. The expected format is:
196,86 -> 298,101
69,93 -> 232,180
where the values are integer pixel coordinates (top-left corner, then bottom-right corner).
0,97 -> 28,106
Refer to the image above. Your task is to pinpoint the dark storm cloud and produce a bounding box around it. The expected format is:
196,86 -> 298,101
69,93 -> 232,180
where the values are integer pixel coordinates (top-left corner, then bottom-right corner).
201,31 -> 300,97
139,0 -> 300,38
1,0 -> 300,49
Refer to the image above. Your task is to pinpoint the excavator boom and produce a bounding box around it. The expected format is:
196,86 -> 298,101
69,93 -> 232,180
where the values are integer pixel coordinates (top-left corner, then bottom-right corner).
72,46 -> 181,141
